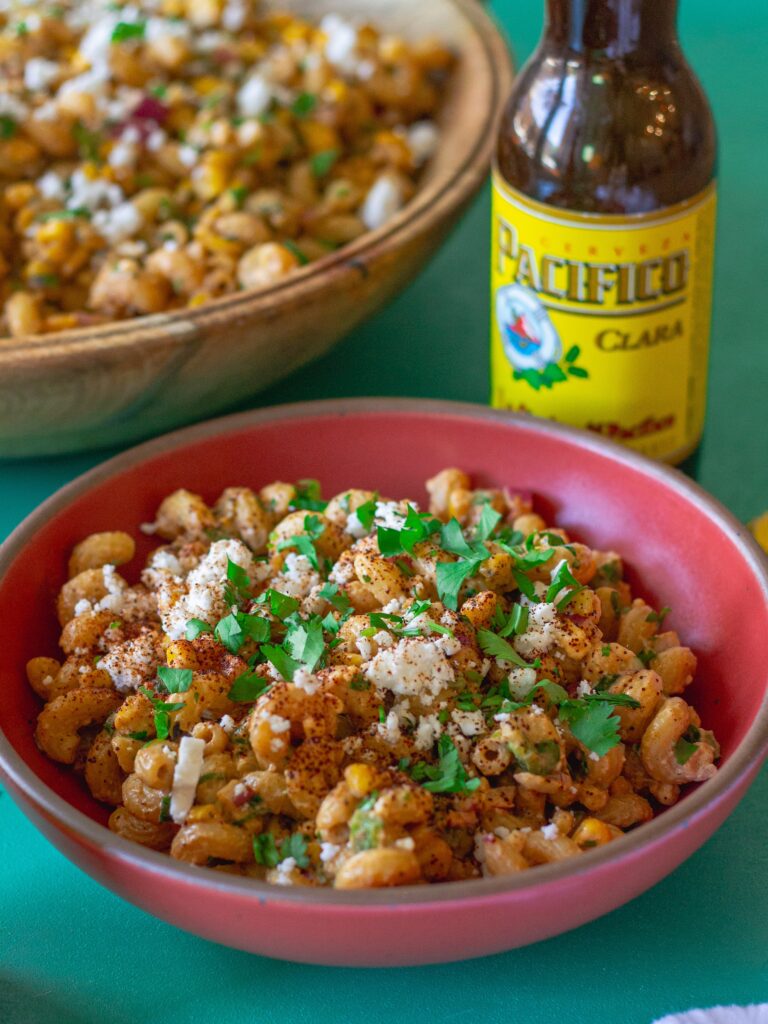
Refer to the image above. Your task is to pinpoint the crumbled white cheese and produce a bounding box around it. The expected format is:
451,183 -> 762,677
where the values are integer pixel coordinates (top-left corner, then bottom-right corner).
372,630 -> 393,649
319,842 -> 341,864
178,144 -> 199,168
108,142 -> 138,170
272,552 -> 321,599
237,73 -> 273,118
36,171 -> 66,201
514,601 -> 558,657
345,509 -> 368,539
274,856 -> 297,885
99,632 -> 164,692
0,94 -> 28,121
266,714 -> 290,733
146,128 -> 166,152
576,680 -> 593,697
540,823 -> 560,841
406,120 -> 439,166
24,57 -> 60,91
378,709 -> 401,745
221,0 -> 246,31
361,174 -> 404,231
373,500 -> 408,531
588,750 -> 601,762
292,668 -> 321,695
451,709 -> 486,737
364,637 -> 455,699
74,598 -> 93,617
507,666 -> 538,700
169,736 -> 206,824
393,836 -> 415,851
413,713 -> 442,751
320,13 -> 358,71
356,636 -> 373,662
219,714 -> 236,734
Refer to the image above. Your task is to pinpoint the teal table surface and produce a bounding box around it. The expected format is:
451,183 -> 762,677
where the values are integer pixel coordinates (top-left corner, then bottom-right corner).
1,2 -> 767,1021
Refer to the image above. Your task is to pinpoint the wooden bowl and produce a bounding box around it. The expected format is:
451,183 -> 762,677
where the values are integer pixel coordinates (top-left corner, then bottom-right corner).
0,400 -> 767,965
0,0 -> 512,459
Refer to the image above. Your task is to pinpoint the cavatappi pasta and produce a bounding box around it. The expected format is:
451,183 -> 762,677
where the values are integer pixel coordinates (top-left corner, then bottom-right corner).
29,469 -> 720,888
0,0 -> 453,338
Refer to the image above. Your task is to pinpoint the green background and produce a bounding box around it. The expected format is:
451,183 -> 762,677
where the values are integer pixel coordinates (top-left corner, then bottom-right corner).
1,2 -> 766,1020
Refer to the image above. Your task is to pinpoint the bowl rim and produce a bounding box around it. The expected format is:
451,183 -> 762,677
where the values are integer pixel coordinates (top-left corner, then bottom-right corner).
0,0 -> 511,364
1,397 -> 767,908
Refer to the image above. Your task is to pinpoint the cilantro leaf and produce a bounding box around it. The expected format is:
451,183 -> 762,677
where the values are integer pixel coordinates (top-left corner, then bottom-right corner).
185,618 -> 213,640
262,643 -> 300,682
310,148 -> 338,177
157,666 -> 193,693
497,603 -> 529,637
318,582 -> 351,616
558,700 -> 621,757
351,497 -> 377,532
440,518 -> 477,558
436,556 -> 484,610
111,20 -> 145,42
477,628 -> 534,668
253,833 -> 280,868
227,670 -> 270,702
284,618 -> 325,673
291,92 -> 317,117
474,503 -> 502,541
419,734 -> 481,794
545,559 -> 583,608
280,832 -> 309,868
291,479 -> 327,512
223,557 -> 252,606
674,736 -> 698,765
256,588 -> 301,619
276,514 -> 324,569
646,605 -> 671,624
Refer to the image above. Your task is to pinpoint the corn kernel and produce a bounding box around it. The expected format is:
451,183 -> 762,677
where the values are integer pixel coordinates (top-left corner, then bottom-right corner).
572,817 -> 617,849
345,763 -> 375,798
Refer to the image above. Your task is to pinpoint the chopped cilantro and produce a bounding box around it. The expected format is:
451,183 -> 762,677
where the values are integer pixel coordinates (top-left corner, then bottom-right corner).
351,497 -> 377,532
111,20 -> 146,42
601,644 -> 612,657
185,618 -> 213,640
214,609 -> 270,654
276,514 -> 325,569
474,503 -> 502,541
637,648 -> 656,667
545,559 -> 583,608
317,582 -> 351,617
261,643 -> 300,682
39,207 -> 92,222
291,479 -> 326,511
291,92 -> 317,117
223,557 -> 252,606
283,238 -> 309,266
280,832 -> 310,868
477,628 -> 534,669
157,666 -> 193,693
230,185 -> 249,208
310,148 -> 339,177
0,115 -> 17,139
557,700 -> 619,757
284,618 -> 325,673
252,832 -> 280,868
646,606 -> 671,624
417,734 -> 481,794
256,589 -> 301,620
228,670 -> 270,701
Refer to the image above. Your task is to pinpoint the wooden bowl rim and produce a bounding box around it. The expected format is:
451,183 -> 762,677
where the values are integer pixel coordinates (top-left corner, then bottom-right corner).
1,397 -> 767,907
0,0 -> 512,365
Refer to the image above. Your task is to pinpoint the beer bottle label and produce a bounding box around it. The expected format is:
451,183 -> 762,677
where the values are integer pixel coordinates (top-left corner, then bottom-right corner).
490,171 -> 717,462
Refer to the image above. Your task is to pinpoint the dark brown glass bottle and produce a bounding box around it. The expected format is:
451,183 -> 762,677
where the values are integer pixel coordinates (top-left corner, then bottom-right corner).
490,0 -> 717,463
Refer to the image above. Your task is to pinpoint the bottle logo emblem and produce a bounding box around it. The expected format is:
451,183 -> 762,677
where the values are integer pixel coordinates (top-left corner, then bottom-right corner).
496,283 -> 561,371
495,282 -> 590,389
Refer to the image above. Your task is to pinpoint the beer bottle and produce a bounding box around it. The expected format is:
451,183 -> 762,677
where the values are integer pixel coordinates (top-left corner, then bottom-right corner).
490,0 -> 716,463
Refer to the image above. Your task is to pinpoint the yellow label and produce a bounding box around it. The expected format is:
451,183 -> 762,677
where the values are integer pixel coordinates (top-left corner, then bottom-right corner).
490,172 -> 717,461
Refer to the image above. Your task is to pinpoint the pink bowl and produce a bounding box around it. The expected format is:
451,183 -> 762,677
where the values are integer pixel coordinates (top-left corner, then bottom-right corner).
1,398 -> 766,966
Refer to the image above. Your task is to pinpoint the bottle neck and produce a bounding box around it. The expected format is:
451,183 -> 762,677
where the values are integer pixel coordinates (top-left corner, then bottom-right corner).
544,0 -> 679,58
